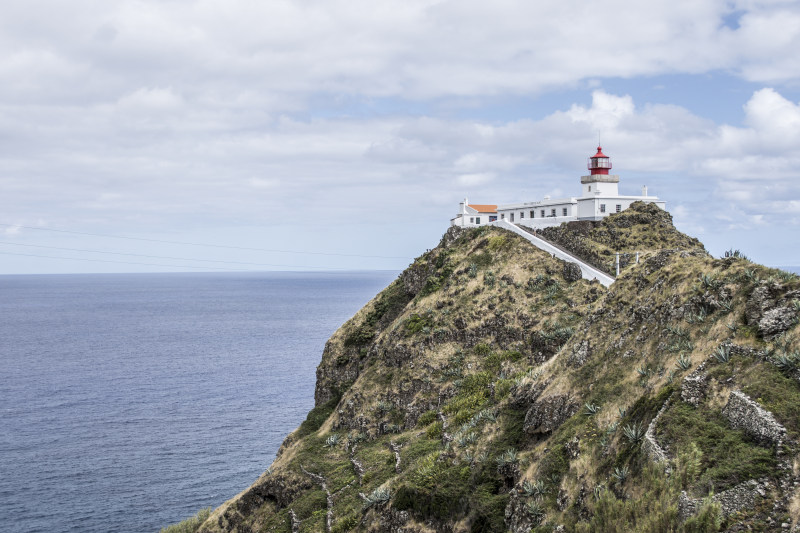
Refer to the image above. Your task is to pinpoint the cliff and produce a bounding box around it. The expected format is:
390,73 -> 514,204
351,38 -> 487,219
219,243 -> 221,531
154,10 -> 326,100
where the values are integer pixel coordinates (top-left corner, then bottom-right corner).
195,202 -> 800,532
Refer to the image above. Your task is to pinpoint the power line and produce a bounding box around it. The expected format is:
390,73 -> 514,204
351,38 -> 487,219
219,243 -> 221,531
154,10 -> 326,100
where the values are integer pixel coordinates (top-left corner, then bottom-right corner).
0,241 -> 343,270
0,250 -> 263,271
0,223 -> 411,260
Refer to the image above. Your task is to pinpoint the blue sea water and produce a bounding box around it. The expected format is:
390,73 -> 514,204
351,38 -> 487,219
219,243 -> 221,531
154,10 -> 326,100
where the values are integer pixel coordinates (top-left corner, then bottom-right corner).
0,271 -> 398,533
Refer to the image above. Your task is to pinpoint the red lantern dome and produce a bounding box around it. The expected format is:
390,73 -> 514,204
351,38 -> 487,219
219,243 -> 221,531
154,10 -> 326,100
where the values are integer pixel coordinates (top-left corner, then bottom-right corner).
588,146 -> 612,175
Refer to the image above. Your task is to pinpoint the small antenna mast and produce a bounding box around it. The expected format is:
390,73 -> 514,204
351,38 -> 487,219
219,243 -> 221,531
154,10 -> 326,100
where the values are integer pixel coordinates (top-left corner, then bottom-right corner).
598,130 -> 601,147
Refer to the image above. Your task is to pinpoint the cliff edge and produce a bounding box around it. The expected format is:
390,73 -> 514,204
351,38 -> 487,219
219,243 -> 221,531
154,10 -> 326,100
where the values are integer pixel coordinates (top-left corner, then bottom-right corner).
193,202 -> 800,532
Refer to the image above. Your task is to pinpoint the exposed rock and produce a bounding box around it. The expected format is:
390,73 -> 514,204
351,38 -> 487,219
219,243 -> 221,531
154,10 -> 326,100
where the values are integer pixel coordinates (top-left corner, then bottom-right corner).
562,261 -> 582,283
401,259 -> 434,297
567,340 -> 591,368
645,250 -> 675,272
524,394 -> 579,435
758,306 -> 797,339
745,285 -> 778,326
681,371 -> 708,406
565,436 -> 580,459
679,480 -> 766,520
505,489 -> 541,533
509,378 -> 548,408
642,400 -> 671,471
722,390 -> 788,446
439,225 -> 463,248
497,461 -> 521,489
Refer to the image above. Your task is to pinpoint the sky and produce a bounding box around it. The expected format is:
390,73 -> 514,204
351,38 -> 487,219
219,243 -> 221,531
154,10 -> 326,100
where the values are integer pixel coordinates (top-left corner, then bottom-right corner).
1,0 -> 800,274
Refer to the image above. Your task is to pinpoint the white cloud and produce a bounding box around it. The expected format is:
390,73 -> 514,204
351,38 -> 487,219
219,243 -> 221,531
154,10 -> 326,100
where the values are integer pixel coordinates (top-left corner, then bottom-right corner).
2,1 -> 800,271
456,173 -> 495,187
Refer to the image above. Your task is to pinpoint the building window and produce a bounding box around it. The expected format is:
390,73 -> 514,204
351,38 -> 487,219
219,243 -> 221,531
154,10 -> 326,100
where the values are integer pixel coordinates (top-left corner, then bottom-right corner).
470,217 -> 474,223
501,214 -> 504,219
562,208 -> 567,216
588,185 -> 591,192
520,212 -> 524,219
616,204 -> 621,213
510,213 -> 514,222
530,210 -> 535,218
476,217 -> 481,224
541,210 -> 545,217
600,204 -> 606,213
550,208 -> 556,217
489,215 -> 497,222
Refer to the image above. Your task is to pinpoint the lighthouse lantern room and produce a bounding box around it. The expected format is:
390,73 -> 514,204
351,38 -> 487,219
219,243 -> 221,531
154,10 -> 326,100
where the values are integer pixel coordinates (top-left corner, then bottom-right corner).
588,146 -> 612,175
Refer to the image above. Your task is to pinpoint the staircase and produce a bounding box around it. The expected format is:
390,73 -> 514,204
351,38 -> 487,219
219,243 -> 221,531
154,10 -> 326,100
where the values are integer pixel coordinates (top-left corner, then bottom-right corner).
495,219 -> 615,287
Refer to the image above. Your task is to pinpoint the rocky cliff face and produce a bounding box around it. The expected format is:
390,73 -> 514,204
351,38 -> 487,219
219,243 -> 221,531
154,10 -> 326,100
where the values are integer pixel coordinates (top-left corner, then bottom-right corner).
196,203 -> 800,533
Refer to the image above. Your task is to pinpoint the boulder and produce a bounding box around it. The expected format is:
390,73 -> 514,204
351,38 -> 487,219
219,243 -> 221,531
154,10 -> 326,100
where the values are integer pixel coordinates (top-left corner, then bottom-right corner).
562,261 -> 582,283
524,394 -> 579,434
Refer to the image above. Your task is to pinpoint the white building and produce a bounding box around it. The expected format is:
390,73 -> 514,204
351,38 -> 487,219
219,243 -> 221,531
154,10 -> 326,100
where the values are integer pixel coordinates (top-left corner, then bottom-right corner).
450,146 -> 665,229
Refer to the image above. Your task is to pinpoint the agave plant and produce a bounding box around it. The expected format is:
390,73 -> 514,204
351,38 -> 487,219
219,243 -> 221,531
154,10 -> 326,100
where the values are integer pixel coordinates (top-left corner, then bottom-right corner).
723,249 -> 749,260
612,465 -> 629,483
522,479 -> 548,498
496,448 -> 518,467
713,345 -> 731,363
622,422 -> 645,443
664,325 -> 690,339
477,408 -> 497,423
584,402 -> 600,416
362,487 -> 391,510
700,274 -> 722,290
743,268 -> 759,283
324,434 -> 340,447
676,353 -> 692,370
525,500 -> 545,522
772,352 -> 800,372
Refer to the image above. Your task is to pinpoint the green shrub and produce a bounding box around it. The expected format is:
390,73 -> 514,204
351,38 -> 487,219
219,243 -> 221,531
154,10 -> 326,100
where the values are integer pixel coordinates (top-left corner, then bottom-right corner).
656,402 -> 777,492
344,323 -> 375,347
472,251 -> 493,267
483,350 -> 522,373
296,394 -> 341,438
160,508 -> 212,533
331,513 -> 359,533
426,421 -> 443,439
394,463 -> 470,520
473,343 -> 492,356
417,410 -> 438,426
405,313 -> 433,334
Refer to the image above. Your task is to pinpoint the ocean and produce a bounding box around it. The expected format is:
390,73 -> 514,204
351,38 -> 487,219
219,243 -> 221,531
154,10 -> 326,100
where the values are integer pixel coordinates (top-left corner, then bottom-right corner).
0,271 -> 398,533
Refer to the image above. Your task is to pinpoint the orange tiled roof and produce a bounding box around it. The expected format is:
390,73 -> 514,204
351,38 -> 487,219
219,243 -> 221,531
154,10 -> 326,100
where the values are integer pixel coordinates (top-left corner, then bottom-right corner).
469,204 -> 497,213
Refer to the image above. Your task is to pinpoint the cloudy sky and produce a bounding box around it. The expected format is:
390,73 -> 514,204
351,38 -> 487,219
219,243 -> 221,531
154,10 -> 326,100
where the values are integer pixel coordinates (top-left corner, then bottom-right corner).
1,0 -> 800,274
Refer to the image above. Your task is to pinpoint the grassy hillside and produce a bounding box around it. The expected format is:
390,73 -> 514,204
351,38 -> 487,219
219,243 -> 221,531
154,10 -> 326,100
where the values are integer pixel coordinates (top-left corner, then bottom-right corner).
187,203 -> 800,533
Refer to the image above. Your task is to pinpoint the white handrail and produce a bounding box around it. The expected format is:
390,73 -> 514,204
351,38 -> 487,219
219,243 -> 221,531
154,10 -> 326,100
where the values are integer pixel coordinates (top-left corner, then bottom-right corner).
495,219 -> 615,287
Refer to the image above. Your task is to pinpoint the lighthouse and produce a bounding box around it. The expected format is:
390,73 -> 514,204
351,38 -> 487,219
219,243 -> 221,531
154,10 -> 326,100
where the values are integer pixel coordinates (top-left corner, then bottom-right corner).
450,144 -> 665,228
581,146 -> 619,197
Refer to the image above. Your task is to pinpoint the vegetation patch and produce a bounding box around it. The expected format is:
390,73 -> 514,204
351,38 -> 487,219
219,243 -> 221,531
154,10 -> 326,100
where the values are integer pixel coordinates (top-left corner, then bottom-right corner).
160,508 -> 211,533
655,402 -> 777,493
295,393 -> 341,439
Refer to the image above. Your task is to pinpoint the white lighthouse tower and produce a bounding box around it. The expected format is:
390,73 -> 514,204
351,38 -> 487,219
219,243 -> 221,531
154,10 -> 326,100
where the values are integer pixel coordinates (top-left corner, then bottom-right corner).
581,146 -> 619,197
